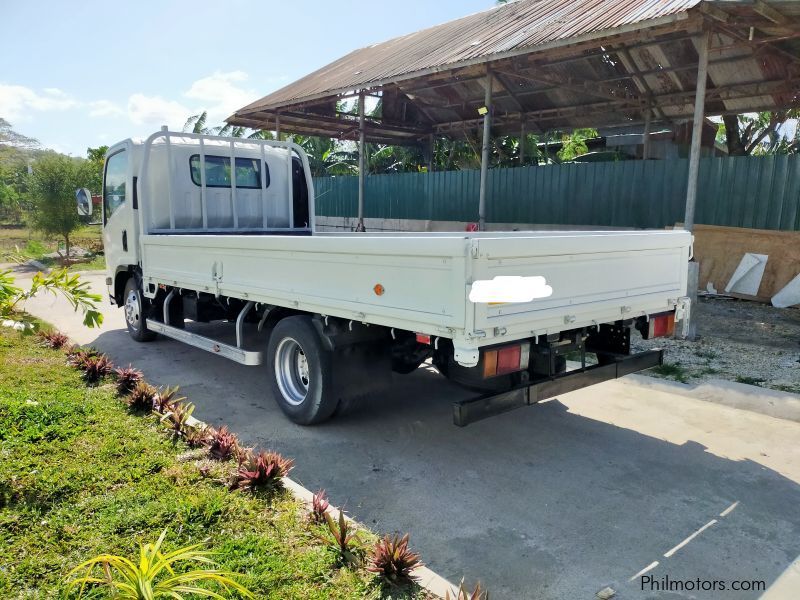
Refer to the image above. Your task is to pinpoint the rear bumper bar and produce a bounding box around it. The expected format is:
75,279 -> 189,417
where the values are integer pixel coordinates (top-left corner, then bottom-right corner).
453,349 -> 663,427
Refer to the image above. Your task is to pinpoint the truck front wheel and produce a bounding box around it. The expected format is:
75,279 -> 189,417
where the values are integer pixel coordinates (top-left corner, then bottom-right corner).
123,278 -> 156,342
267,316 -> 338,425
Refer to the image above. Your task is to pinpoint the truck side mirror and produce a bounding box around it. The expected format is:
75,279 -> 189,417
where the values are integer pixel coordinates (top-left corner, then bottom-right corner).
76,188 -> 92,217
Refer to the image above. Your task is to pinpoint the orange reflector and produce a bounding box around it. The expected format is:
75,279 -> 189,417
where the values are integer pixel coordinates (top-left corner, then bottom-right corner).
649,313 -> 676,338
373,283 -> 385,296
416,333 -> 431,345
483,350 -> 498,378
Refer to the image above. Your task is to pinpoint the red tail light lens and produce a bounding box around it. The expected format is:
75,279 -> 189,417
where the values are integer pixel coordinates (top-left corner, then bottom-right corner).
649,312 -> 676,339
482,343 -> 530,378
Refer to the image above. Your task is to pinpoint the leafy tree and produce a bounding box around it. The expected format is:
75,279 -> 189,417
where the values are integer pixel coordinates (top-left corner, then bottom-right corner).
719,111 -> 799,156
27,154 -> 92,259
0,117 -> 39,149
86,145 -> 108,193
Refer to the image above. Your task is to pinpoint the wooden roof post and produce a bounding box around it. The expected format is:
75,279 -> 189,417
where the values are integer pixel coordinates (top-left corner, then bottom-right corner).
275,113 -> 281,141
479,65 -> 493,231
357,91 -> 366,231
684,30 -> 710,232
520,120 -> 527,166
642,110 -> 652,160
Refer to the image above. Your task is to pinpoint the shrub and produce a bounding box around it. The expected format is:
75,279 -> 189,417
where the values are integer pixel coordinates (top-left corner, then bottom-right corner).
207,426 -> 240,461
37,330 -> 69,349
80,353 -> 113,384
66,346 -> 98,368
310,489 -> 330,523
126,381 -> 159,411
114,365 -> 143,395
368,533 -> 422,586
66,528 -> 254,598
234,450 -> 294,492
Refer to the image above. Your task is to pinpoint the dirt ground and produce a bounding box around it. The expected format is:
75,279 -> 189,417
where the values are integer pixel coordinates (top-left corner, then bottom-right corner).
633,295 -> 800,393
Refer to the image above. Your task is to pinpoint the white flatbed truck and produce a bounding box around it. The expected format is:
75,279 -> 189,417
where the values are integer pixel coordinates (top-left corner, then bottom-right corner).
84,129 -> 692,426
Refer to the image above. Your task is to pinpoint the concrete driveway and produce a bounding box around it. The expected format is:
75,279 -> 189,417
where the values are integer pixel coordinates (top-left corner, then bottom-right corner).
14,269 -> 800,599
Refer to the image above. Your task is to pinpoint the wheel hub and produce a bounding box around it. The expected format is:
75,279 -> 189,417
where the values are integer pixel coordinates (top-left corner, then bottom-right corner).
275,337 -> 310,406
124,290 -> 140,331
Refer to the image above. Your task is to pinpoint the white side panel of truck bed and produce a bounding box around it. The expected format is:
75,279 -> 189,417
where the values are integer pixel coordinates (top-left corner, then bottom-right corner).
470,230 -> 692,341
140,234 -> 470,334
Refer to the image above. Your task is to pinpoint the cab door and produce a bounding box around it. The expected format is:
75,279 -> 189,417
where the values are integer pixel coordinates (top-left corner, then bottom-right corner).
102,143 -> 139,277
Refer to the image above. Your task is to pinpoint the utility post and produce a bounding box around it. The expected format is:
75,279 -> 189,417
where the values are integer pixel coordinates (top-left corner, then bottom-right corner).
478,65 -> 493,231
682,30 -> 710,340
357,91 -> 366,232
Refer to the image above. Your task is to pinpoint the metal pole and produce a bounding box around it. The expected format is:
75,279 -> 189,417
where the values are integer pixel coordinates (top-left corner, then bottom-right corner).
275,114 -> 281,141
684,31 -> 710,233
519,120 -> 526,166
357,92 -> 366,230
427,133 -> 434,172
642,110 -> 652,160
478,66 -> 492,231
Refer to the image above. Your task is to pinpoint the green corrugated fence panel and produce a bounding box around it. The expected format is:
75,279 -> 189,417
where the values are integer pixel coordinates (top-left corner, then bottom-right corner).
313,155 -> 800,230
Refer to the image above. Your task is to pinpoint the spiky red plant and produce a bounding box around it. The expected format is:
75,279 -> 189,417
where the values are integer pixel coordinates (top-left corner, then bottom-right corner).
66,346 -> 98,368
37,330 -> 69,350
310,489 -> 330,523
233,450 -> 294,492
80,353 -> 114,383
127,381 -> 158,411
185,425 -> 213,449
368,533 -> 423,585
208,426 -> 240,461
114,365 -> 143,395
445,580 -> 489,600
152,386 -> 184,414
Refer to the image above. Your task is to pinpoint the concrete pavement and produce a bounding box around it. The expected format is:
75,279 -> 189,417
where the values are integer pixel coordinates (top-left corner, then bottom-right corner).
13,269 -> 800,599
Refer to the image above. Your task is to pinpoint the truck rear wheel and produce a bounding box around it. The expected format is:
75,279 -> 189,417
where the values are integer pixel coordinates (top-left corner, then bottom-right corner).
267,316 -> 338,425
123,278 -> 156,342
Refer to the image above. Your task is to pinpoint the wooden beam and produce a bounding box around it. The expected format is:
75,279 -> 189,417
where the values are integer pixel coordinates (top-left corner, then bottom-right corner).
754,0 -> 790,25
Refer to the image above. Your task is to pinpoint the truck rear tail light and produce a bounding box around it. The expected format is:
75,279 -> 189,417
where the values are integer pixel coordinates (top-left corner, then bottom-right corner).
483,343 -> 530,378
416,333 -> 431,345
648,312 -> 676,339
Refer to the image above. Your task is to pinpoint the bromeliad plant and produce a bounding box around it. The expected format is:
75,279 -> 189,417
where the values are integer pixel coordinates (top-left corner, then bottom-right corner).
207,426 -> 240,461
319,510 -> 365,566
368,533 -> 422,587
185,424 -> 213,449
446,579 -> 489,600
37,329 -> 69,349
80,353 -> 114,384
126,381 -> 159,412
152,386 -> 184,414
159,401 -> 196,439
115,365 -> 143,395
310,489 -> 330,523
233,450 -> 294,493
66,528 -> 254,599
0,268 -> 103,331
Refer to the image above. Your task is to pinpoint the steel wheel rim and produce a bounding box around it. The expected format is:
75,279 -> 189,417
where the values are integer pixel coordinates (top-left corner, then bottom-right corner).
124,289 -> 141,332
275,337 -> 309,406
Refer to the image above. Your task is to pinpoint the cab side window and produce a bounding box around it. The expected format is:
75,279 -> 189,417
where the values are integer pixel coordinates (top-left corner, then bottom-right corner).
104,150 -> 128,222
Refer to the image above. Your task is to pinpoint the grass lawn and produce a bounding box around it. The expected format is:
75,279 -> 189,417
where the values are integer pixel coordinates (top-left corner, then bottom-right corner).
0,328 -> 424,598
1,224 -> 105,271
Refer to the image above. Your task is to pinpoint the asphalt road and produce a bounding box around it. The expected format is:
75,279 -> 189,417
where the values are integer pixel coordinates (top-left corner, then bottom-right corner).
13,268 -> 800,600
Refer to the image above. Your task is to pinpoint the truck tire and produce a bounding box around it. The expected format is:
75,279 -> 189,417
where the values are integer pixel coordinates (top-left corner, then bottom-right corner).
123,278 -> 156,342
267,316 -> 338,425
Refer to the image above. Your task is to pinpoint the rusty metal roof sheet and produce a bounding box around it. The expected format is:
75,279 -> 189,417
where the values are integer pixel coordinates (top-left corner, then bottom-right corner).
238,0 -> 702,113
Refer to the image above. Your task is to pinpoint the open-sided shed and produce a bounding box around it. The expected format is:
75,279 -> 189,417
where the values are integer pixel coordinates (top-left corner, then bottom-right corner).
229,0 -> 799,229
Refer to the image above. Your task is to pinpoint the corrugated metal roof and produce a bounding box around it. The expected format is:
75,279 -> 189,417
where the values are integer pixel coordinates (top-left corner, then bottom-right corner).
238,0 -> 702,113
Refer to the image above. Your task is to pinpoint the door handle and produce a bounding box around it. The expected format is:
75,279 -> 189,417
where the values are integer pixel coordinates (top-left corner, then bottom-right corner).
122,230 -> 128,252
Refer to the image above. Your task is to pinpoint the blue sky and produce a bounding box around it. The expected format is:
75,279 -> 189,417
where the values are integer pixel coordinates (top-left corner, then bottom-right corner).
1,0 -> 493,155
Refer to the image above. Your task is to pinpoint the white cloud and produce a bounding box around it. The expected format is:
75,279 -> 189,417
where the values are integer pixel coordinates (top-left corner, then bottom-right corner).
127,93 -> 190,128
0,84 -> 79,120
183,70 -> 259,122
88,99 -> 125,118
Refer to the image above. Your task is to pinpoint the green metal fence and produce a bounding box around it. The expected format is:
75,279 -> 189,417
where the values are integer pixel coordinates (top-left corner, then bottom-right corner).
313,155 -> 800,230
